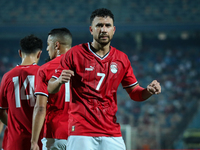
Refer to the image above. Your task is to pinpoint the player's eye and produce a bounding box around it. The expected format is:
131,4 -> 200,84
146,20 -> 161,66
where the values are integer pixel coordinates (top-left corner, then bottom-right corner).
106,24 -> 111,27
96,24 -> 103,27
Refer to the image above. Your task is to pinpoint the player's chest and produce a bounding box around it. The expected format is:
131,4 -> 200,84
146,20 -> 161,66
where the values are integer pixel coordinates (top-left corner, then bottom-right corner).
75,58 -> 125,82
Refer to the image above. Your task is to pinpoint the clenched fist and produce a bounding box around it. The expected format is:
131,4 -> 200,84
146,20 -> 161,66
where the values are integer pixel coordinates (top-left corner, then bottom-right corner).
147,80 -> 161,95
58,70 -> 74,84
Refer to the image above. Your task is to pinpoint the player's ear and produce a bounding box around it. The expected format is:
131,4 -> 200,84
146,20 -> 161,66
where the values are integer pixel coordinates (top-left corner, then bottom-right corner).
37,50 -> 42,59
18,50 -> 22,58
113,26 -> 116,34
89,26 -> 93,35
55,41 -> 60,50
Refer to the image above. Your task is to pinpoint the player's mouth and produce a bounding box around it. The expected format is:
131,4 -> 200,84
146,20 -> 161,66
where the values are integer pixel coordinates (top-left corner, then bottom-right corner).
99,36 -> 109,39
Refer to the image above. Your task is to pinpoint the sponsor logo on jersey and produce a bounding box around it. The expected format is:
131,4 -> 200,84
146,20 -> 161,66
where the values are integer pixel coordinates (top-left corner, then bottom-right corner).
85,66 -> 94,71
110,62 -> 118,74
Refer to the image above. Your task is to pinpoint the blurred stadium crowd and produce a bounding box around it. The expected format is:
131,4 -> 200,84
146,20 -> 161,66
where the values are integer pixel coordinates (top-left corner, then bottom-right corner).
0,0 -> 200,149
0,0 -> 200,25
116,36 -> 200,149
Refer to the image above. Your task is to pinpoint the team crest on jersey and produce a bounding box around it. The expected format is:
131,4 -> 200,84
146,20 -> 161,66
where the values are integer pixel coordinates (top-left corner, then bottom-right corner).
110,62 -> 118,74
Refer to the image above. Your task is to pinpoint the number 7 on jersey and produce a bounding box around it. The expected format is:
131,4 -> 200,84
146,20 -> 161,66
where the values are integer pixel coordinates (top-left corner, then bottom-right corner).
96,73 -> 105,90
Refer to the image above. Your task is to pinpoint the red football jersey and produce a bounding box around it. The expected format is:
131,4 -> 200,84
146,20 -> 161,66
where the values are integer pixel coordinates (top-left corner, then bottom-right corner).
0,64 -> 40,150
53,43 -> 138,137
35,55 -> 70,139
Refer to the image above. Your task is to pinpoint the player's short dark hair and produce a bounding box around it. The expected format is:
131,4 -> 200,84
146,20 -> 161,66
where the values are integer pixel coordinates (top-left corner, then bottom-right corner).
48,27 -> 72,39
48,27 -> 72,45
90,8 -> 114,24
20,34 -> 43,54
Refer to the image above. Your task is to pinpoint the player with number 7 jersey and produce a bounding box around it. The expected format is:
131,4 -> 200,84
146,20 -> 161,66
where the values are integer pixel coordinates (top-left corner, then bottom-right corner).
48,8 -> 161,150
52,42 -> 138,137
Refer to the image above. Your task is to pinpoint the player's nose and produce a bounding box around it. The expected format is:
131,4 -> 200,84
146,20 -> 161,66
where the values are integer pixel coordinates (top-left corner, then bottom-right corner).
101,25 -> 107,32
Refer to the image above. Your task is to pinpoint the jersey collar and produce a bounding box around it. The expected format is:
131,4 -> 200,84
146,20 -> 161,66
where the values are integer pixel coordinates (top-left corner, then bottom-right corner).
87,42 -> 110,60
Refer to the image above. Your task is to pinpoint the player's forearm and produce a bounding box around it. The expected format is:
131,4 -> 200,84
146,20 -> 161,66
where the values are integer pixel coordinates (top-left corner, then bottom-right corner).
47,78 -> 62,94
0,109 -> 7,125
31,105 -> 46,143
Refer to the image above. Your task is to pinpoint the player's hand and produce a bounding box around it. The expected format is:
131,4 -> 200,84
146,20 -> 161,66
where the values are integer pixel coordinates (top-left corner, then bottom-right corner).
147,80 -> 161,95
30,141 -> 39,150
58,70 -> 74,84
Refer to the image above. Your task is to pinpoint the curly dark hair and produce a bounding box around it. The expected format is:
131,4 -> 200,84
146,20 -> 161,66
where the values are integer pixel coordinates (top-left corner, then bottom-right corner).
90,8 -> 114,24
20,34 -> 43,54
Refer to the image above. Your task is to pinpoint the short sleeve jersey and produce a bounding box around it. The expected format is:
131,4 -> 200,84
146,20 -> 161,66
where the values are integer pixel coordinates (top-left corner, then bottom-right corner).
35,55 -> 70,139
0,64 -> 40,150
53,43 -> 138,137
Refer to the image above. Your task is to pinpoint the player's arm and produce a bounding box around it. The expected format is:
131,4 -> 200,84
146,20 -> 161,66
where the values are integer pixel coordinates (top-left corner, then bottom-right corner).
31,95 -> 47,150
125,80 -> 161,101
48,70 -> 74,94
0,121 -> 4,135
0,109 -> 7,125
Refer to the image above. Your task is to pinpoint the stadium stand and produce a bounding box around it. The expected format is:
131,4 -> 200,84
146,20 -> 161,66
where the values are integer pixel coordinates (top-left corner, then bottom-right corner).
0,0 -> 200,26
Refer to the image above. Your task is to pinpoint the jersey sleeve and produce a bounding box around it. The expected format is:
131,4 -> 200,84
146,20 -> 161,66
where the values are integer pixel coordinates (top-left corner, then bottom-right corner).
34,68 -> 48,97
0,74 -> 9,108
121,55 -> 138,88
52,49 -> 73,79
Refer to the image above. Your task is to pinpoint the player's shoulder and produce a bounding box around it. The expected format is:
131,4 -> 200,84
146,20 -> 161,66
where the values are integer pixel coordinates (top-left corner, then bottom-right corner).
72,43 -> 87,49
39,56 -> 61,69
1,66 -> 20,82
2,66 -> 18,78
39,60 -> 52,69
65,43 -> 87,56
38,63 -> 49,73
1,70 -> 12,81
71,43 -> 88,51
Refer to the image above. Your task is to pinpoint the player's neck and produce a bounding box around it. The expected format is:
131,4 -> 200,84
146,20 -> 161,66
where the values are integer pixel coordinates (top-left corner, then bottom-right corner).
59,47 -> 71,55
21,56 -> 37,65
91,42 -> 110,57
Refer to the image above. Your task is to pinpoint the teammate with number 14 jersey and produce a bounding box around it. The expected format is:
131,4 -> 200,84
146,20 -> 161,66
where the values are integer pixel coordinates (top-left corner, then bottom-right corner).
0,64 -> 40,137
0,35 -> 43,150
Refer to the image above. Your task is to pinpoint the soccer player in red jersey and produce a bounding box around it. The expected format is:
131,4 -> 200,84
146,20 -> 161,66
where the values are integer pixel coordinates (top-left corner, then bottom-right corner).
48,8 -> 161,150
0,35 -> 43,150
31,28 -> 72,150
